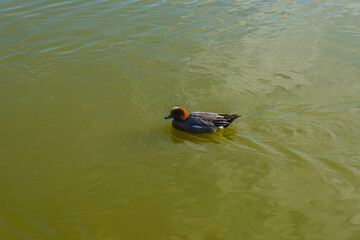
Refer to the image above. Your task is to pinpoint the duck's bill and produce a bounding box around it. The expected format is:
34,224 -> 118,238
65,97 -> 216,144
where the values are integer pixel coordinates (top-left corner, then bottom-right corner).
164,114 -> 172,119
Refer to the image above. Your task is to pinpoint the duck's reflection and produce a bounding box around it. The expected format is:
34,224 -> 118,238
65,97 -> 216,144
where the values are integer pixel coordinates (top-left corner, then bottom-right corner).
168,126 -> 240,144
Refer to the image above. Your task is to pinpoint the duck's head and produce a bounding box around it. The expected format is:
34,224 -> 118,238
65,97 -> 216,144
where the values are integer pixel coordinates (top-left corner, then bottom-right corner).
165,107 -> 189,122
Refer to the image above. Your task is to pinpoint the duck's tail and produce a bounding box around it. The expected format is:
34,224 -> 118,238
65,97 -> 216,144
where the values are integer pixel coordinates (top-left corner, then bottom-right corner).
219,114 -> 241,128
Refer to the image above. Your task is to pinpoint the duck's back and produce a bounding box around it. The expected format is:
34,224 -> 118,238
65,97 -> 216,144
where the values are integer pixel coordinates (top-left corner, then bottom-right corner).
190,112 -> 240,128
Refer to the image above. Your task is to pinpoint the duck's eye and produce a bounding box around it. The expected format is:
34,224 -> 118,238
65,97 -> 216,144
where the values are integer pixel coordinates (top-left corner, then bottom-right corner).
172,109 -> 183,115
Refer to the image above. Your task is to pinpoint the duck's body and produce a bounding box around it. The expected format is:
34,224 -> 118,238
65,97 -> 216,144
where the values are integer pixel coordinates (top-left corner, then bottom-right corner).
165,107 -> 240,134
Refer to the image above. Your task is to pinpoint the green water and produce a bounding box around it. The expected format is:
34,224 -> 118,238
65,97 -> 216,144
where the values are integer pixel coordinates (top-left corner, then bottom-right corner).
1,0 -> 360,239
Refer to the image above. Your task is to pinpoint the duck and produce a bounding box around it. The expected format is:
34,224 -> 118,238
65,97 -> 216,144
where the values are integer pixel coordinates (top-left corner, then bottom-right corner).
165,107 -> 240,134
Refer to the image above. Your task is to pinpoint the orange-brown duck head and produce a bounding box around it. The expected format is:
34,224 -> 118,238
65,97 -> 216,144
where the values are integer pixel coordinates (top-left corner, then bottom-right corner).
164,107 -> 190,122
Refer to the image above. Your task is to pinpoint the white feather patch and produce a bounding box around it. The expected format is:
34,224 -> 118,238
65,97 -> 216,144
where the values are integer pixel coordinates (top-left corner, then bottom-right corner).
192,125 -> 204,128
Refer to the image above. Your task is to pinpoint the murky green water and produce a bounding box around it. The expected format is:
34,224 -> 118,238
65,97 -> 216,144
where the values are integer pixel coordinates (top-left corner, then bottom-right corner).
1,0 -> 360,239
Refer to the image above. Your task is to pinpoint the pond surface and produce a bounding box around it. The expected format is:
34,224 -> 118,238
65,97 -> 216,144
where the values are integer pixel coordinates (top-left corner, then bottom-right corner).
1,0 -> 360,239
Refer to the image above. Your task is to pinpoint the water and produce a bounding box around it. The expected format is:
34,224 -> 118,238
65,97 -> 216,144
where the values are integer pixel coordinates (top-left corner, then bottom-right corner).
1,0 -> 360,239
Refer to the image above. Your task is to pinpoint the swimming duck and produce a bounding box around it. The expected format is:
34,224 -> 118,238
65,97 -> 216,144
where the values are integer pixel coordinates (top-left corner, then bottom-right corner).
165,107 -> 240,133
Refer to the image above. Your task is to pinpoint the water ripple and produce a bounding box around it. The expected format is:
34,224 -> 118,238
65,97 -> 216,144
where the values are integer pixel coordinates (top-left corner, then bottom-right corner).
1,0 -> 360,239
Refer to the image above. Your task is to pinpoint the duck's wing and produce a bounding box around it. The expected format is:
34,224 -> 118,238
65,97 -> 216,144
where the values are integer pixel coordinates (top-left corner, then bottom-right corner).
190,112 -> 240,128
